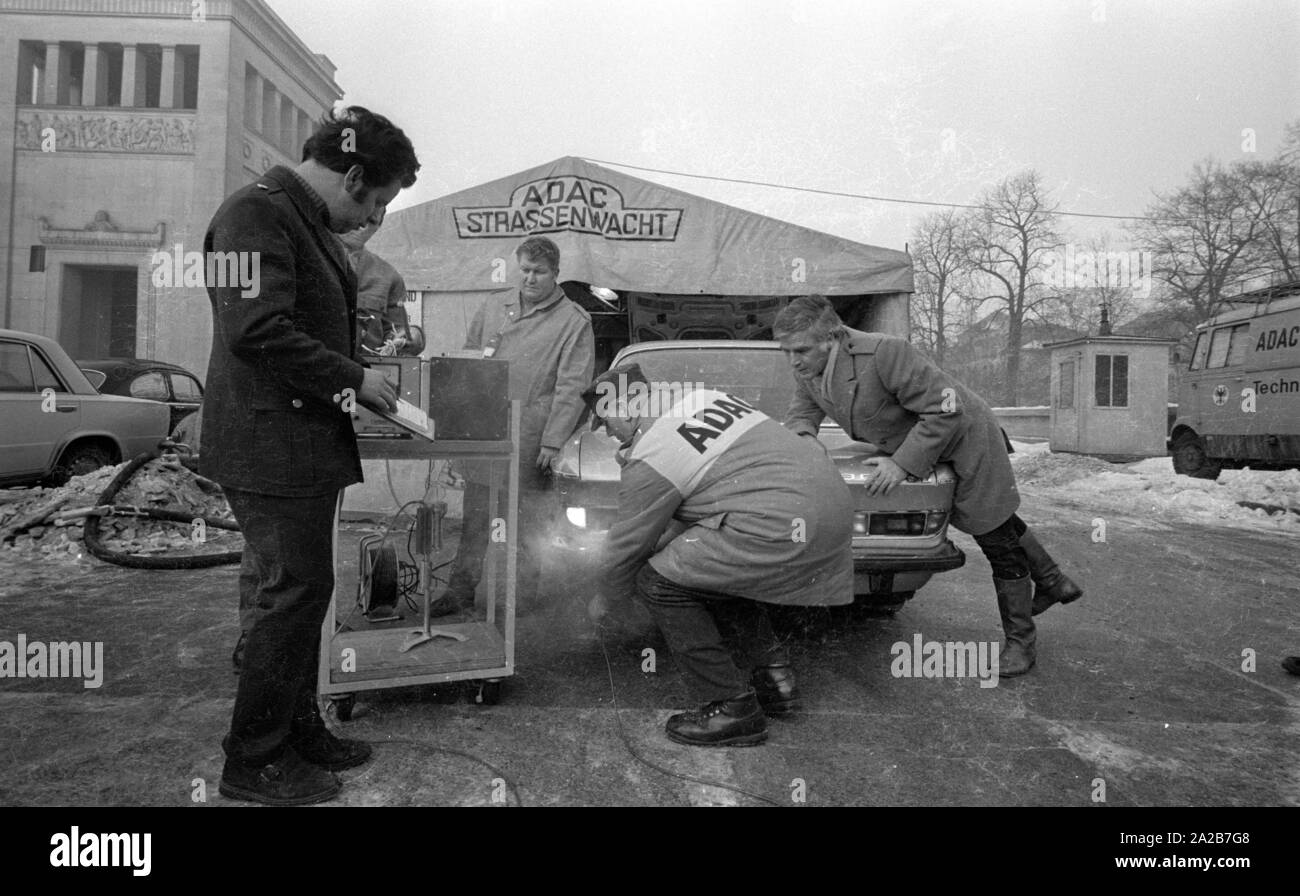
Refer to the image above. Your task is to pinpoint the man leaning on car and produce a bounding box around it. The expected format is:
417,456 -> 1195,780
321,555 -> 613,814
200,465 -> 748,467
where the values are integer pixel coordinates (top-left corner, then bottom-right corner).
774,294 -> 1083,678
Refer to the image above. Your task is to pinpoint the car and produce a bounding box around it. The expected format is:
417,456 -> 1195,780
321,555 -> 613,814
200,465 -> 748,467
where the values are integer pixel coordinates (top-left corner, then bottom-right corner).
0,329 -> 170,487
77,358 -> 204,433
551,340 -> 966,607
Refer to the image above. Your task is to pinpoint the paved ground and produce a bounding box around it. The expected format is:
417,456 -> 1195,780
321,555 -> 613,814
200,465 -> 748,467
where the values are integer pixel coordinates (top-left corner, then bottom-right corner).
1,490 -> 1296,807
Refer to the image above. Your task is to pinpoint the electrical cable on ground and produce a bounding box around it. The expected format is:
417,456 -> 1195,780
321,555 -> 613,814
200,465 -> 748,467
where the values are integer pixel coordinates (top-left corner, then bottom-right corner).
593,624 -> 786,808
358,737 -> 524,807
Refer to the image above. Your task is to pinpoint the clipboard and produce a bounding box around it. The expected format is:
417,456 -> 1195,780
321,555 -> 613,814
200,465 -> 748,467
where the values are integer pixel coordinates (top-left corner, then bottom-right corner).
370,398 -> 435,440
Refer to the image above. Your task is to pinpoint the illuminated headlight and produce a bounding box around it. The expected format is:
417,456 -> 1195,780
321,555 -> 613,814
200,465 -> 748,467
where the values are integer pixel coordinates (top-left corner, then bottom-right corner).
566,507 -> 588,529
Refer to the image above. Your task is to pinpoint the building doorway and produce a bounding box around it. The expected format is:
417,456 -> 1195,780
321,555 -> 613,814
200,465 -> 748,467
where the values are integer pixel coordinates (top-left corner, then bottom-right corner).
60,266 -> 139,359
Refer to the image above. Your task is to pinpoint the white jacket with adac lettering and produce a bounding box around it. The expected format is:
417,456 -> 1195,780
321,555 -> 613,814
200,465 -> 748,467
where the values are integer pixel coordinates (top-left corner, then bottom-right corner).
603,388 -> 854,606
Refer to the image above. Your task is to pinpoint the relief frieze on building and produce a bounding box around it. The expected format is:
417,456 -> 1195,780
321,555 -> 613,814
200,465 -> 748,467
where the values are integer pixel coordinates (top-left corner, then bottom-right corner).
15,109 -> 196,155
38,210 -> 166,250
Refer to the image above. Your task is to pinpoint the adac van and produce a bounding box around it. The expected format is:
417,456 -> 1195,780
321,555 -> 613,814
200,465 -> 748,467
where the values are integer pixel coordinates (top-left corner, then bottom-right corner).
1170,281 -> 1300,478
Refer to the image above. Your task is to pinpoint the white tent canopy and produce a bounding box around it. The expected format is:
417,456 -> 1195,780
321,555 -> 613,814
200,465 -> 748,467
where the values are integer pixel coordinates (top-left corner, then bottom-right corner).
369,156 -> 913,297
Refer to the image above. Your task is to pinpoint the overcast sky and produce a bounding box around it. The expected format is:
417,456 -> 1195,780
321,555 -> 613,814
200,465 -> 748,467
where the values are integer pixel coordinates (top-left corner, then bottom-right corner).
266,0 -> 1299,250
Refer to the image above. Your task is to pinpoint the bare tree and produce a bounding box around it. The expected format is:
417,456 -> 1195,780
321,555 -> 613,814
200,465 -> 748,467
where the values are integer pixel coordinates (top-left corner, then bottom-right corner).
962,171 -> 1063,405
1131,159 -> 1269,328
1239,121 -> 1300,282
1038,234 -> 1146,336
910,208 -> 969,366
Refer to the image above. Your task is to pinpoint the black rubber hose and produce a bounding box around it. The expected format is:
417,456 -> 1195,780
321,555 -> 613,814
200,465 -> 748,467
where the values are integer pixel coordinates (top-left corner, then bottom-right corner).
83,453 -> 243,569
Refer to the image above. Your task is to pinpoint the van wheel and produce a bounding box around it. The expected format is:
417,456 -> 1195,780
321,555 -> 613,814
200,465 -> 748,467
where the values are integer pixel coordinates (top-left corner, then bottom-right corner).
1171,432 -> 1221,480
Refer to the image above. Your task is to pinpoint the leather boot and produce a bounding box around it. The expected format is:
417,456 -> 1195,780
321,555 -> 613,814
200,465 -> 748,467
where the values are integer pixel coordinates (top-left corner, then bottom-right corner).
1019,530 -> 1083,616
751,664 -> 799,716
665,690 -> 768,747
995,576 -> 1037,677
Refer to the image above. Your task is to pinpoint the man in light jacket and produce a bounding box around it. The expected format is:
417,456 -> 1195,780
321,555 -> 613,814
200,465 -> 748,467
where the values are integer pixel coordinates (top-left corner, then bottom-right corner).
588,362 -> 854,747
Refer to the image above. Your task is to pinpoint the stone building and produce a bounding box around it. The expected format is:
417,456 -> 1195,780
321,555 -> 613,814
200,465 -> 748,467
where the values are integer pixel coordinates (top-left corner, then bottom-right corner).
0,0 -> 342,376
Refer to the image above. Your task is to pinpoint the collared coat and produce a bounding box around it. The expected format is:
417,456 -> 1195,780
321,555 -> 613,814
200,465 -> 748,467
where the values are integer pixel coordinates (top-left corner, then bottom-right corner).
201,166 -> 366,497
604,388 -> 854,606
784,328 -> 1019,536
463,286 -> 594,490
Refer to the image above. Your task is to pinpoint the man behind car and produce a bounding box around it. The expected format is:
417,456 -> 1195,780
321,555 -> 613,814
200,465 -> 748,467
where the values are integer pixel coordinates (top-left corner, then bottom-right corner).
587,362 -> 854,746
203,106 -> 418,805
774,294 -> 1083,678
435,236 -> 594,615
338,209 -> 412,356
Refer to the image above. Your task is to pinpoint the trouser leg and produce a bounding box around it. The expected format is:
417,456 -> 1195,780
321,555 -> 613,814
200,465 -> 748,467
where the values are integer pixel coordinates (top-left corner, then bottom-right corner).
222,489 -> 339,766
713,600 -> 789,669
635,564 -> 749,703
447,480 -> 491,600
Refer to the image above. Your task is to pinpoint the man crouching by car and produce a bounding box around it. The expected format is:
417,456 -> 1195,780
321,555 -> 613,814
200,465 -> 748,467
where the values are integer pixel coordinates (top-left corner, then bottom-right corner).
585,363 -> 854,746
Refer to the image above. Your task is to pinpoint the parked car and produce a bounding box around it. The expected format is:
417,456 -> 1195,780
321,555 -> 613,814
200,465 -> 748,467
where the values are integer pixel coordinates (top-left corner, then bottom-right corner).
78,358 -> 204,433
551,341 -> 966,607
0,329 -> 170,487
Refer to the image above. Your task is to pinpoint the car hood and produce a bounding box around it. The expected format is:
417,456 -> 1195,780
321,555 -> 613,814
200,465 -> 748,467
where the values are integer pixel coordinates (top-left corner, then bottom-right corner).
553,423 -> 956,489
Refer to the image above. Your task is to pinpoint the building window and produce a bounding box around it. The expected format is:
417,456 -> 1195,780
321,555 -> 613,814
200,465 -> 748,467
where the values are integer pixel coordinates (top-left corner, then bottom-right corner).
244,64 -> 259,129
177,46 -> 200,109
139,45 -> 162,108
1095,354 -> 1129,408
29,246 -> 46,272
16,41 -> 45,104
1057,360 -> 1074,409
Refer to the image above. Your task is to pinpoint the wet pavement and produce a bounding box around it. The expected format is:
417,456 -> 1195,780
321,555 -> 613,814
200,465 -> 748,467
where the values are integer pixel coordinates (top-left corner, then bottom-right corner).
1,491 -> 1296,806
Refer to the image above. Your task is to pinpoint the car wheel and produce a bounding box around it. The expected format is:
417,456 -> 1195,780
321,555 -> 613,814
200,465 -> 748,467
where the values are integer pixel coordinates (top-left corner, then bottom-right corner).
1171,432 -> 1221,480
46,443 -> 114,486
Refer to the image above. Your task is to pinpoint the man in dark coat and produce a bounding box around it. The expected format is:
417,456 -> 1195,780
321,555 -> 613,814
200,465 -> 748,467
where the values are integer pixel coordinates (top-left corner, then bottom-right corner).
775,295 -> 1082,678
588,363 -> 854,746
202,106 -> 418,805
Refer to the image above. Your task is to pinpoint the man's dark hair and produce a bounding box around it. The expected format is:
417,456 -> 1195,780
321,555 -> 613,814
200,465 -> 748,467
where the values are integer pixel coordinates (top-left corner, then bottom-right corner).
302,105 -> 420,190
516,236 -> 560,271
773,294 -> 843,340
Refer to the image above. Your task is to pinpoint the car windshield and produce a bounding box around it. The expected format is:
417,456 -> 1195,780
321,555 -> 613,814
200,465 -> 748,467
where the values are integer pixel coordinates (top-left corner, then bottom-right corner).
620,345 -> 798,419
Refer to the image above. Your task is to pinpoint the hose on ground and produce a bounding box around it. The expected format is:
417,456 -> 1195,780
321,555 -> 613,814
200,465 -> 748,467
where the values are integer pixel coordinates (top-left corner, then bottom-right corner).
82,453 -> 243,569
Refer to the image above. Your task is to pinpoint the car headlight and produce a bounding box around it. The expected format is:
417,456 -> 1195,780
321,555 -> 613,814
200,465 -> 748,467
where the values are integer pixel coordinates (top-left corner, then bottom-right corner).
566,507 -> 587,529
853,511 -> 948,536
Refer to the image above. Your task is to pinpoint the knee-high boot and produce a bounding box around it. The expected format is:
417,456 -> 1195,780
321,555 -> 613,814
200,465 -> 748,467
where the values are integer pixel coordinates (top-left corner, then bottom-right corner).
1019,529 -> 1083,616
995,576 -> 1037,677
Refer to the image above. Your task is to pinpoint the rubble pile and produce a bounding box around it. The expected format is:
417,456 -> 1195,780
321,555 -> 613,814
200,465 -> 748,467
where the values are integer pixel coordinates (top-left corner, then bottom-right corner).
0,459 -> 241,564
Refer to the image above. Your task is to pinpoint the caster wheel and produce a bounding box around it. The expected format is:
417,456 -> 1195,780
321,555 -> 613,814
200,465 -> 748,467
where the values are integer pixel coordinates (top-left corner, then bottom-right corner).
331,694 -> 356,721
467,679 -> 503,705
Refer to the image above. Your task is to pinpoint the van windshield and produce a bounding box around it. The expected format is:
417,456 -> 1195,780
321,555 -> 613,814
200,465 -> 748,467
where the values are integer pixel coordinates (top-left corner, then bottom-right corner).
1207,324 -> 1250,368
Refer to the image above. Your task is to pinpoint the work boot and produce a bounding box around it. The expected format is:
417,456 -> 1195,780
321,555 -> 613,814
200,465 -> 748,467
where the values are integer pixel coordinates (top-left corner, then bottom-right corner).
291,693 -> 373,771
751,664 -> 799,716
1283,656 -> 1300,676
665,690 -> 768,747
219,746 -> 341,806
231,631 -> 247,675
994,576 -> 1037,677
1019,530 -> 1083,616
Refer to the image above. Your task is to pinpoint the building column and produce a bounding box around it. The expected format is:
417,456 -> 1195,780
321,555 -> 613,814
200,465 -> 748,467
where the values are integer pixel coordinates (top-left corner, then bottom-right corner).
159,45 -> 176,109
82,44 -> 100,106
43,42 -> 61,104
120,44 -> 138,107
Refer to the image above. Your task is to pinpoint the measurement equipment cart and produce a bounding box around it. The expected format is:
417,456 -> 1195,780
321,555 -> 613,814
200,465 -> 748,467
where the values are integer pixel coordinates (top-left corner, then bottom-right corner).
318,359 -> 519,720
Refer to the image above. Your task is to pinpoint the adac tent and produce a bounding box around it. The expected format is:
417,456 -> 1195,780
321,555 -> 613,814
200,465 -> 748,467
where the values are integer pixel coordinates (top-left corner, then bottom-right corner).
370,156 -> 913,296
